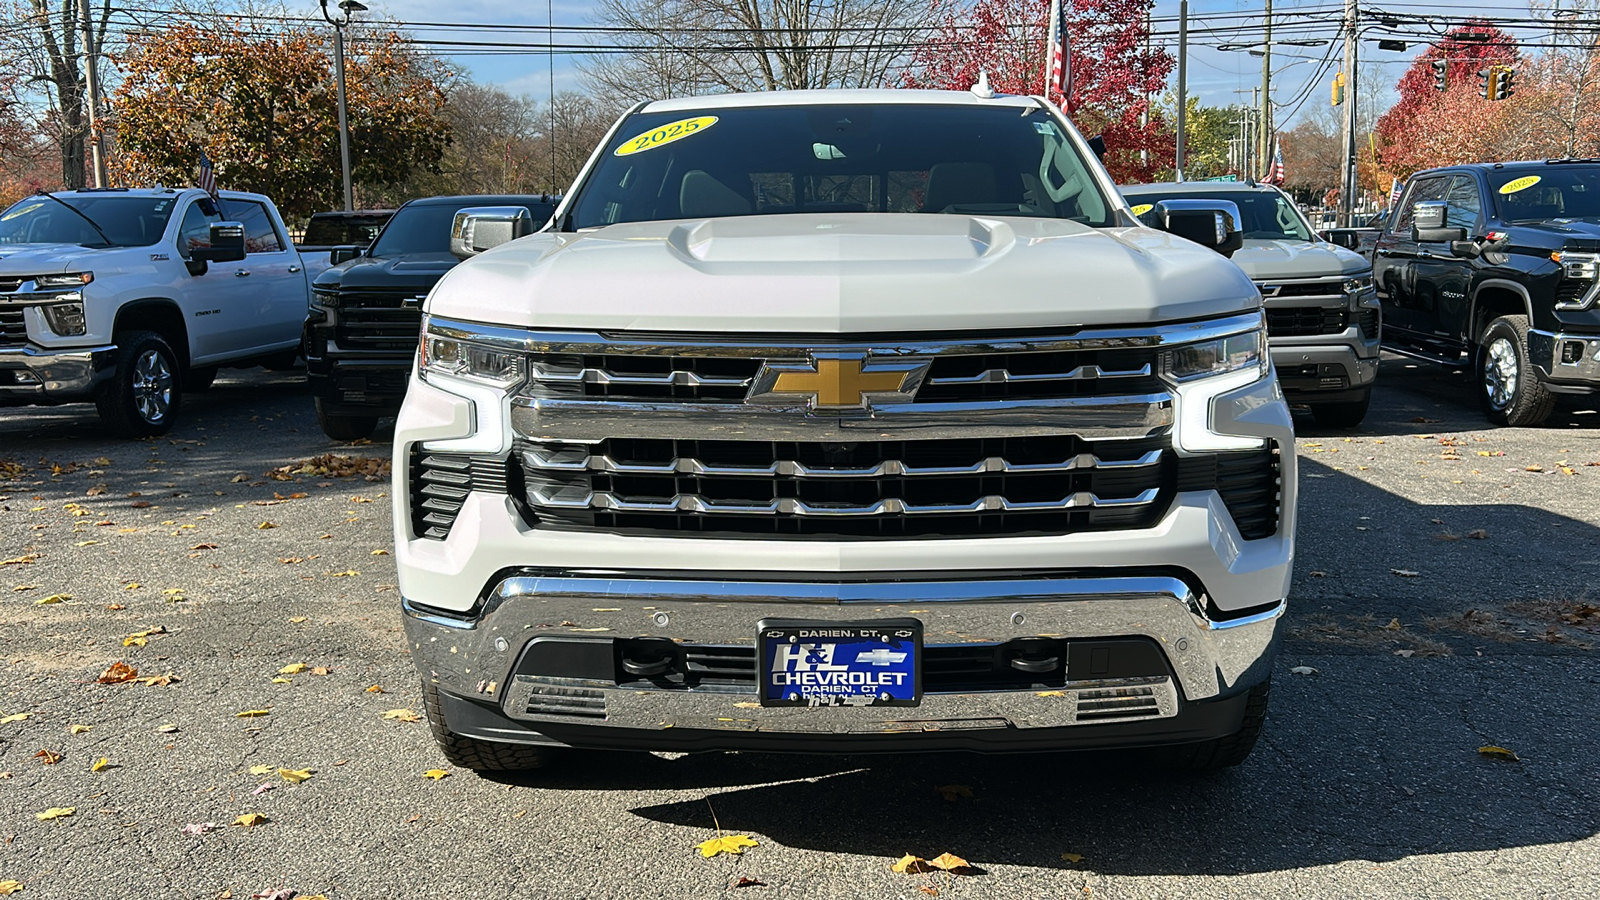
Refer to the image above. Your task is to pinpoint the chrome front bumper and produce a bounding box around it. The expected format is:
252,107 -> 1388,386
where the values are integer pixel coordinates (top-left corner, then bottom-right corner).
403,572 -> 1283,737
1530,328 -> 1600,389
0,343 -> 117,400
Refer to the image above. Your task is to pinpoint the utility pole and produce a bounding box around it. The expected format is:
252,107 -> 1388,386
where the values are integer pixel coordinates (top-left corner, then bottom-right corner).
1141,4 -> 1150,171
1339,0 -> 1358,226
320,0 -> 367,213
1176,0 -> 1188,180
78,0 -> 106,188
1250,87 -> 1259,178
1260,0 -> 1272,179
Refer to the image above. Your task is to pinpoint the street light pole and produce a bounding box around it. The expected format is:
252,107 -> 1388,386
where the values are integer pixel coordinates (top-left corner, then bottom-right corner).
1339,0 -> 1358,226
320,0 -> 367,213
1261,0 -> 1272,179
78,0 -> 106,188
1176,0 -> 1188,180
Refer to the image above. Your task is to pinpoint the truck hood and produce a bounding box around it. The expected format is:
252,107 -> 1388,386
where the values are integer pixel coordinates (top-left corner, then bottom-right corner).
316,251 -> 460,292
427,214 -> 1261,333
0,243 -> 108,275
1229,239 -> 1368,281
1516,219 -> 1600,242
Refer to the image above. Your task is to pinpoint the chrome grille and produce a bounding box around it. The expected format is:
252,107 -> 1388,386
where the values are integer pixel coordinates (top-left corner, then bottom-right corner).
517,435 -> 1174,537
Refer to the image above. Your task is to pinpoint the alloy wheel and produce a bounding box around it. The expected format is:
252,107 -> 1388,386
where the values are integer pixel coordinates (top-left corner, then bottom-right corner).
132,349 -> 174,424
1482,337 -> 1518,411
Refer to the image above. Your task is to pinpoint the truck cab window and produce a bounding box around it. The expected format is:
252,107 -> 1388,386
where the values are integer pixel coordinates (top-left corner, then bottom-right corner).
176,200 -> 222,259
219,199 -> 284,253
1445,175 -> 1483,231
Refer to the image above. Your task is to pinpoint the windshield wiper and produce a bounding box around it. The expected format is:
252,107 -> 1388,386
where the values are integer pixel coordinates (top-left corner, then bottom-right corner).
32,190 -> 113,247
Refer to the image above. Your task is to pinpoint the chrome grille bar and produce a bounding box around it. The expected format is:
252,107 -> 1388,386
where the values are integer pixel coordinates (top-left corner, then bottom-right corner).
521,444 -> 1162,477
928,364 -> 1151,385
527,488 -> 1161,516
529,364 -> 752,388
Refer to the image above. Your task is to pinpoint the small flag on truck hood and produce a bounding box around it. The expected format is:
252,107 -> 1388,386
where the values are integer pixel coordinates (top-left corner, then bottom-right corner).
198,151 -> 218,200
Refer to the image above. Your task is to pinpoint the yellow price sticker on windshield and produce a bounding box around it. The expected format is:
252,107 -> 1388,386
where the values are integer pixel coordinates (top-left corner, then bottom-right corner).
1499,175 -> 1541,195
615,116 -> 718,157
1130,203 -> 1154,216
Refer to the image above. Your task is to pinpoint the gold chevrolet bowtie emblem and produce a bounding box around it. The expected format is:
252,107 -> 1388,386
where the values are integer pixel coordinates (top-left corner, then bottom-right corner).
748,354 -> 930,410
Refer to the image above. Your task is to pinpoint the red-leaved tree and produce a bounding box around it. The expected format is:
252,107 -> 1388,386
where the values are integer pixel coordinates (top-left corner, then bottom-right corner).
1374,23 -> 1518,178
900,0 -> 1172,181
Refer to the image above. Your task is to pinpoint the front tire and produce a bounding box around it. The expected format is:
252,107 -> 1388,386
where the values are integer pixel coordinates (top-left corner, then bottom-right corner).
314,396 -> 379,441
1310,390 -> 1372,429
1147,679 -> 1270,773
422,682 -> 562,772
96,331 -> 181,438
1478,315 -> 1555,427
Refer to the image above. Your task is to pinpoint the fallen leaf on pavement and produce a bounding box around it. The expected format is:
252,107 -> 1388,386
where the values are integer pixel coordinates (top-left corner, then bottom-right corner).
1395,649 -> 1416,658
371,548 -> 390,555
0,880 -> 22,894
182,822 -> 220,835
91,757 -> 110,772
383,709 -> 421,723
253,783 -> 274,796
422,769 -> 450,780
1036,690 -> 1066,697
1478,745 -> 1520,762
230,474 -> 249,483
310,667 -> 332,676
189,543 -> 219,551
892,855 -> 931,874
278,768 -> 313,784
33,749 -> 62,765
104,603 -> 126,610
1467,529 -> 1489,539
329,570 -> 359,577
697,834 -> 758,858
256,522 -> 277,530
0,554 -> 40,566
137,672 -> 180,686
230,813 -> 267,827
248,765 -> 274,776
250,889 -> 293,900
288,616 -> 307,624
35,594 -> 69,605
1060,852 -> 1085,863
35,807 -> 75,820
156,724 -> 178,734
927,853 -> 974,873
364,685 -> 385,694
1290,666 -> 1319,676
271,677 -> 291,685
1391,569 -> 1420,578
0,713 -> 30,724
69,724 -> 91,734
935,784 -> 974,801
731,876 -> 766,888
278,663 -> 308,675
1385,618 -> 1403,630
234,709 -> 271,718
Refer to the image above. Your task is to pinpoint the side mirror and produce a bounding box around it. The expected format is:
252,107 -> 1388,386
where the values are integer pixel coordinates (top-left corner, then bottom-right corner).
192,221 -> 246,263
329,245 -> 361,265
450,206 -> 535,259
1411,200 -> 1466,243
1321,230 -> 1359,250
1153,199 -> 1245,258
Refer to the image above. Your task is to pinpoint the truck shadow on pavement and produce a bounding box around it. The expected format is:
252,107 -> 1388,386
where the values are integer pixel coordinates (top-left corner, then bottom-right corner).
513,457 -> 1600,875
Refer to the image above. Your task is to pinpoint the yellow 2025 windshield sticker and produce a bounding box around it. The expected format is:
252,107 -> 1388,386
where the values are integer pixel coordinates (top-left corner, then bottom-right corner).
1499,175 -> 1541,195
1130,203 -> 1154,216
614,116 -> 719,157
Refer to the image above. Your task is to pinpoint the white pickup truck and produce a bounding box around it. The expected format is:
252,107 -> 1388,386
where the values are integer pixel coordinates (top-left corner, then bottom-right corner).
0,188 -> 312,436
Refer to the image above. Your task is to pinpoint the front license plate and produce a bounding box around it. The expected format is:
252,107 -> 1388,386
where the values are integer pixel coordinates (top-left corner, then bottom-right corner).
757,618 -> 922,707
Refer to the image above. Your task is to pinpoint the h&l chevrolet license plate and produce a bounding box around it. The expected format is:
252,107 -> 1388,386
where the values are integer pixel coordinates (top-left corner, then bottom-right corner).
757,618 -> 922,707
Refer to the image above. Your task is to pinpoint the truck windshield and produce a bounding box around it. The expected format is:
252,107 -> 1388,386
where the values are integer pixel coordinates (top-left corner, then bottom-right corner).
566,103 -> 1115,229
370,202 -> 556,256
0,195 -> 178,247
1129,190 -> 1312,241
1490,167 -> 1600,222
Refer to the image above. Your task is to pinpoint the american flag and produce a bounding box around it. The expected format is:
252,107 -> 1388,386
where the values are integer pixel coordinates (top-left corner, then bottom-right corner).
197,151 -> 218,200
1389,177 -> 1405,207
1264,140 -> 1285,185
1045,0 -> 1072,108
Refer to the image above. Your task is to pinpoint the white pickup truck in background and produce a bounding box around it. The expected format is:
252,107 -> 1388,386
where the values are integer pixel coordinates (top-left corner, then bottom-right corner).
0,188 -> 313,436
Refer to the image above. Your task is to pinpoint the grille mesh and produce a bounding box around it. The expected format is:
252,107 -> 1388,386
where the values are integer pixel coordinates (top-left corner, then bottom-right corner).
0,309 -> 24,344
1265,306 -> 1348,337
408,448 -> 513,540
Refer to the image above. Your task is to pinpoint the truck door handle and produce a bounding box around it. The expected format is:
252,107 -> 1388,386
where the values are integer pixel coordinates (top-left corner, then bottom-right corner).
1376,248 -> 1394,257
287,265 -> 301,273
1416,249 -> 1434,259
234,269 -> 251,277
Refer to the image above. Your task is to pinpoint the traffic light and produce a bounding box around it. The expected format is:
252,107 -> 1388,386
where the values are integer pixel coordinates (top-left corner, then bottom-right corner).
1332,72 -> 1345,106
1478,67 -> 1495,99
1495,67 -> 1516,100
1431,59 -> 1449,91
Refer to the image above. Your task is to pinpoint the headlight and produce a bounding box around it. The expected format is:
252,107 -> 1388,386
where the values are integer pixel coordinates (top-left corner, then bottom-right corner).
34,272 -> 92,289
310,288 -> 340,309
1343,274 -> 1374,295
1162,326 -> 1267,383
43,301 -> 87,336
1554,250 -> 1599,281
419,315 -> 525,388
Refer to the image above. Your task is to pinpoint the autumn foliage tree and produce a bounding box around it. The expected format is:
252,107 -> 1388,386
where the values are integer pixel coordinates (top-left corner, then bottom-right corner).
112,24 -> 451,220
900,0 -> 1172,181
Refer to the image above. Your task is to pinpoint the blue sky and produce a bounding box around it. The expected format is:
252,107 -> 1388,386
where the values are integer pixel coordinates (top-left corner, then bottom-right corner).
353,0 -> 1540,127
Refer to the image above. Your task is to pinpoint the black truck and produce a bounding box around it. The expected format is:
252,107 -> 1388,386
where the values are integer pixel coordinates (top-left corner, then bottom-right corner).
302,194 -> 556,440
1375,160 -> 1600,426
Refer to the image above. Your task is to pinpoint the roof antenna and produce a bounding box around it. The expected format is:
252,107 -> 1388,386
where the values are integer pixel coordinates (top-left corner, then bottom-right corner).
970,71 -> 995,99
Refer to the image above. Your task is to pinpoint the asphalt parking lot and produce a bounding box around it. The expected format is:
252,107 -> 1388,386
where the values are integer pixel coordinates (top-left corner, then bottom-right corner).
1,358 -> 1598,899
